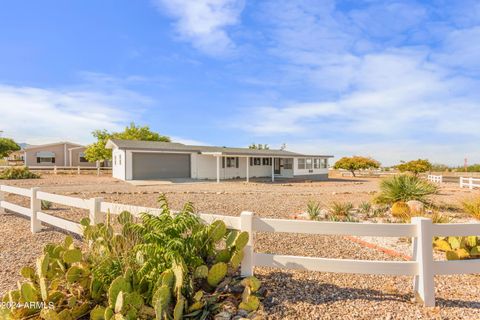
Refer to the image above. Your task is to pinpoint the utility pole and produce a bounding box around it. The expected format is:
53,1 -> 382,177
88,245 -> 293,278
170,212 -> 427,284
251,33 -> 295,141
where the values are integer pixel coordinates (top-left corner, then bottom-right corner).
464,158 -> 468,172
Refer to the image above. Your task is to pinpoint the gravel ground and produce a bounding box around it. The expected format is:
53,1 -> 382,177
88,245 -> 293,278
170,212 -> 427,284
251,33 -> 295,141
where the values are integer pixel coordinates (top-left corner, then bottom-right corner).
1,174 -> 480,319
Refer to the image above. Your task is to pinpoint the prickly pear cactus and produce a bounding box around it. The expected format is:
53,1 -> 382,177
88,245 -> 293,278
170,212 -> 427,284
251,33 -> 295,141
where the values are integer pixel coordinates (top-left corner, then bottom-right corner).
234,232 -> 249,251
241,276 -> 261,293
194,265 -> 208,279
209,220 -> 227,242
229,251 -> 244,269
207,262 -> 227,287
215,249 -> 231,263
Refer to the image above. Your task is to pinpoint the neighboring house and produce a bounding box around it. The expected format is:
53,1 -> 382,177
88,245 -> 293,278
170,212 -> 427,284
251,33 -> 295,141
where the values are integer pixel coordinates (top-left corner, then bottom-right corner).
106,139 -> 333,182
24,142 -> 96,167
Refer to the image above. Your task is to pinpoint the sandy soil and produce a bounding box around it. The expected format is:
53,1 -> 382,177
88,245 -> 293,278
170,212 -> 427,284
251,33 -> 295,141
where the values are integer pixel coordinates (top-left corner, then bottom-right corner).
1,173 -> 480,319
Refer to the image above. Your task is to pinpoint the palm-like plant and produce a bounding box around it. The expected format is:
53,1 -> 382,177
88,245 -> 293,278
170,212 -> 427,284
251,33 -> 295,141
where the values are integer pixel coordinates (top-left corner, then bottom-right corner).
375,174 -> 438,204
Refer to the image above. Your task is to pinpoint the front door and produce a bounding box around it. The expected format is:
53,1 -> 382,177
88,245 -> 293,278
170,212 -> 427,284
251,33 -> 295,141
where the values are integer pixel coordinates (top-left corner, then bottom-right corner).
274,158 -> 281,174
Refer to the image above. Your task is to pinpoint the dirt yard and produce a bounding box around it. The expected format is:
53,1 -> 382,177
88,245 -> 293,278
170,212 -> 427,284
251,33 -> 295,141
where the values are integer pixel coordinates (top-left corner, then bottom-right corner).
1,173 -> 480,319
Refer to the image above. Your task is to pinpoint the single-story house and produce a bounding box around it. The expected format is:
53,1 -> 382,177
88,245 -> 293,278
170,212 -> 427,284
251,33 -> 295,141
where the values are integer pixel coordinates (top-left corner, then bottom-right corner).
24,142 -> 96,167
106,139 -> 333,182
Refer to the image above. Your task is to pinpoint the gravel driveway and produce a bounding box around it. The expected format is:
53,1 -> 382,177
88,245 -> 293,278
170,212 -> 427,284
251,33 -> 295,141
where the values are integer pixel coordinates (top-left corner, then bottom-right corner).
1,174 -> 480,319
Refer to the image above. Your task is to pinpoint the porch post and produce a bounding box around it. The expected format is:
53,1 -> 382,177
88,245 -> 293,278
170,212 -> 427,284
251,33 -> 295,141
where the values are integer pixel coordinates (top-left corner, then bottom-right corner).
271,157 -> 274,182
216,156 -> 220,183
246,156 -> 249,183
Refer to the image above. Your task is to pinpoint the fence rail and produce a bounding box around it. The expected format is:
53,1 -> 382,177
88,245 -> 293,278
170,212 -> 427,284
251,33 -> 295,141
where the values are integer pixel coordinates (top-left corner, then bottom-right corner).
2,184 -> 480,307
460,177 -> 480,189
427,174 -> 443,183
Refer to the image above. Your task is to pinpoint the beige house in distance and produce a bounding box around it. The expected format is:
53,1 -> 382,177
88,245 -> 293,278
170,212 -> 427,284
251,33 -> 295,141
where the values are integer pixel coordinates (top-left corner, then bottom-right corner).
24,142 -> 96,167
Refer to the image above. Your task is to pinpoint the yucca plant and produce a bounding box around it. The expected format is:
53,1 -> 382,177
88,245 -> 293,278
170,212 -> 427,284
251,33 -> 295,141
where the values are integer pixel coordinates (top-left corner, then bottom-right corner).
329,201 -> 353,217
358,201 -> 372,214
306,201 -> 322,220
375,174 -> 438,205
461,197 -> 480,220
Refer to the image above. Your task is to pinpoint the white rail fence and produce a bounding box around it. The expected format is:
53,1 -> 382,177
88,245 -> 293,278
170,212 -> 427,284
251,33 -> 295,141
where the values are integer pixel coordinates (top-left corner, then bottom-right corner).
2,185 -> 480,307
460,177 -> 480,189
427,174 -> 443,183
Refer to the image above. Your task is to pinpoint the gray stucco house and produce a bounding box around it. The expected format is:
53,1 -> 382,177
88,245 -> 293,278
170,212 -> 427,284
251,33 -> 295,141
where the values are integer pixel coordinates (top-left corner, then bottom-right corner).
106,139 -> 333,182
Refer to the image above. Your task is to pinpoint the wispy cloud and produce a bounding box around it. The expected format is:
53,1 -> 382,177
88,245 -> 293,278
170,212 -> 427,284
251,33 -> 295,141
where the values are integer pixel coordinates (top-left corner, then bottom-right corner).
153,0 -> 245,56
231,1 -> 480,165
0,75 -> 149,144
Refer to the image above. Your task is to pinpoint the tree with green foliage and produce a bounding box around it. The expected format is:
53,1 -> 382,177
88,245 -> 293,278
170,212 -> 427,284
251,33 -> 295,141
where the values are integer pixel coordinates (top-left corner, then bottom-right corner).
248,143 -> 269,150
84,123 -> 170,162
396,159 -> 432,176
0,138 -> 20,158
333,156 -> 380,177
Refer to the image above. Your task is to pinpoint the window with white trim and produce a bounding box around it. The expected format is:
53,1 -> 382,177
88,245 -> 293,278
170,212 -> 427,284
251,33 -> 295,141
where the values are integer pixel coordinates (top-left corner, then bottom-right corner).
297,158 -> 305,169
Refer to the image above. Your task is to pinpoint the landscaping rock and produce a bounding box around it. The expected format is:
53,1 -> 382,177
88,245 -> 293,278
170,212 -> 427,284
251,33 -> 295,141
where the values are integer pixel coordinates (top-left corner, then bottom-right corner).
407,200 -> 424,214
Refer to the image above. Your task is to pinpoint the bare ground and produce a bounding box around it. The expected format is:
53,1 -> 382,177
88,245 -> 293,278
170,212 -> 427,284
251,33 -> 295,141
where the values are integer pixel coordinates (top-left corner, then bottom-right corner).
1,173 -> 480,319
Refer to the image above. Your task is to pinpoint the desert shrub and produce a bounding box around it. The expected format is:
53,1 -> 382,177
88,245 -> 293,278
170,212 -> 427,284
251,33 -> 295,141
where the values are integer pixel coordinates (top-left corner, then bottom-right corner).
329,201 -> 353,216
358,201 -> 372,214
306,201 -> 322,220
41,200 -> 52,210
461,197 -> 480,220
0,195 -> 263,319
0,166 -> 39,179
375,174 -> 438,205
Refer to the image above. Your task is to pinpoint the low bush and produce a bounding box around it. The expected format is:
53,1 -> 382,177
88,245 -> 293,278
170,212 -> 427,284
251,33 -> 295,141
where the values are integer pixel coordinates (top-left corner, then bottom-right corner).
329,201 -> 353,216
375,174 -> 438,205
358,201 -> 372,214
0,195 -> 263,319
0,166 -> 40,180
41,200 -> 52,210
461,197 -> 480,220
306,201 -> 322,220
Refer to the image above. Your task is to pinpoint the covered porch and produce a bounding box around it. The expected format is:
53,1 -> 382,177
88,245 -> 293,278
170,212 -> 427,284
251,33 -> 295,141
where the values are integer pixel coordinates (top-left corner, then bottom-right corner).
201,152 -> 294,183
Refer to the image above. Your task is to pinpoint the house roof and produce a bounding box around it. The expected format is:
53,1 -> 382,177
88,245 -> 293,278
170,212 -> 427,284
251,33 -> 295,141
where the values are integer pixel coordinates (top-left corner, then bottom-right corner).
106,139 -> 333,158
24,141 -> 84,150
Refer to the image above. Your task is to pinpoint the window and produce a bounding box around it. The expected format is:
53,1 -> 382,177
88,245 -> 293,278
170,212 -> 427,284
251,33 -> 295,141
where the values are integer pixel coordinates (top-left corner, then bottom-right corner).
284,158 -> 293,169
306,158 -> 313,169
79,156 -> 88,163
37,157 -> 55,163
322,159 -> 328,168
118,155 -> 122,165
314,158 -> 320,169
114,155 -> 117,166
262,158 -> 272,166
225,157 -> 238,168
250,157 -> 263,166
298,158 -> 305,169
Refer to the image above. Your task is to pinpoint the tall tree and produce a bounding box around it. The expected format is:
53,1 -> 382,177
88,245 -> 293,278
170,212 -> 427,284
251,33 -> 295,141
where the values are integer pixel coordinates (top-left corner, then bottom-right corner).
333,156 -> 380,177
0,138 -> 21,158
84,123 -> 170,162
396,159 -> 432,176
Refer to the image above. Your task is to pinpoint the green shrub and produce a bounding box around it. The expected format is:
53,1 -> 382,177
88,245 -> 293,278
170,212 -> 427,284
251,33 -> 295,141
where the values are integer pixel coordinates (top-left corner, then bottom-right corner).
329,201 -> 353,216
375,174 -> 438,204
0,195 -> 262,319
358,201 -> 372,214
461,197 -> 480,220
306,201 -> 322,220
41,200 -> 52,210
0,166 -> 40,180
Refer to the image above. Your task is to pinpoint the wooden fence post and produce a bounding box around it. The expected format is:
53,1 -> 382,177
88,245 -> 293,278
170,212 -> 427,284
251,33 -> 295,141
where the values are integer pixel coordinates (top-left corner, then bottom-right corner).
30,187 -> 42,233
89,197 -> 103,225
240,211 -> 254,277
469,177 -> 473,190
54,166 -> 57,175
77,166 -> 80,175
412,217 -> 435,306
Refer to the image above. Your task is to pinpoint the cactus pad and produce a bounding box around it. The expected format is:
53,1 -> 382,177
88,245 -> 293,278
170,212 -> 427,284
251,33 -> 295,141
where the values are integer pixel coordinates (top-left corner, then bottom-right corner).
215,249 -> 231,263
194,265 -> 208,279
229,250 -> 244,269
207,262 -> 227,287
234,232 -> 249,251
433,239 -> 451,252
108,276 -> 131,307
63,249 -> 82,264
239,295 -> 260,312
241,276 -> 261,292
209,220 -> 227,242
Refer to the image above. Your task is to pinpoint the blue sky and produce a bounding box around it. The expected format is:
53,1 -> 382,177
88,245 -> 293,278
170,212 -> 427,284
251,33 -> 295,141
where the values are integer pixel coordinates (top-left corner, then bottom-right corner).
0,0 -> 479,165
